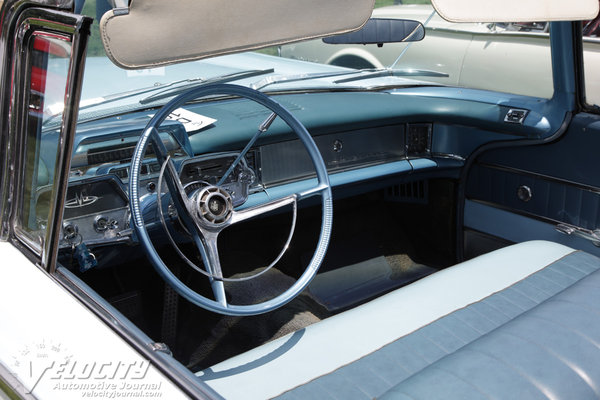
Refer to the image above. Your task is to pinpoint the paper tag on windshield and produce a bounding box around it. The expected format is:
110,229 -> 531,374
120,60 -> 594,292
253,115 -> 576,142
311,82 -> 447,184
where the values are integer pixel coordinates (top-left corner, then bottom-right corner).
153,108 -> 217,133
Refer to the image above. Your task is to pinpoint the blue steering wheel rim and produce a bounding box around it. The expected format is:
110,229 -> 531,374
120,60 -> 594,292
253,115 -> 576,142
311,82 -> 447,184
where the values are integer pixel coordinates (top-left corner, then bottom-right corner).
129,84 -> 333,316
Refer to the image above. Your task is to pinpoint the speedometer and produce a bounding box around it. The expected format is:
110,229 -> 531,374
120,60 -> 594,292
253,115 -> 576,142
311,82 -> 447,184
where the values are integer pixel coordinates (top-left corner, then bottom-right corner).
183,181 -> 209,197
179,152 -> 256,207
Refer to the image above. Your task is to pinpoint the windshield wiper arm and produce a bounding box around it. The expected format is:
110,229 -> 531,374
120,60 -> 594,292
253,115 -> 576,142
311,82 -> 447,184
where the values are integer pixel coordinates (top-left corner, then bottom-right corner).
250,70 -> 369,91
334,69 -> 448,84
139,68 -> 274,104
81,78 -> 205,111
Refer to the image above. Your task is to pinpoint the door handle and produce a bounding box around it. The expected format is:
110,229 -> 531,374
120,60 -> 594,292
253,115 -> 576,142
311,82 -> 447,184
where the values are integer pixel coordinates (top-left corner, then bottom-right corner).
556,223 -> 600,247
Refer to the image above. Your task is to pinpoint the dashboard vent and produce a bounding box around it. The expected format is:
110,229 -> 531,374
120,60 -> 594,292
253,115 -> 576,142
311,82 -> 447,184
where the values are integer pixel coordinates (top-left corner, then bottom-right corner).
385,180 -> 428,204
87,143 -> 155,165
87,144 -> 136,164
406,123 -> 432,156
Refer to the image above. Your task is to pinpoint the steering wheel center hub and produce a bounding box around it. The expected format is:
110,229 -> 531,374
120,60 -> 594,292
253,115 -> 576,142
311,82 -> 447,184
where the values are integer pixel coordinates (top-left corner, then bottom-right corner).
196,186 -> 233,225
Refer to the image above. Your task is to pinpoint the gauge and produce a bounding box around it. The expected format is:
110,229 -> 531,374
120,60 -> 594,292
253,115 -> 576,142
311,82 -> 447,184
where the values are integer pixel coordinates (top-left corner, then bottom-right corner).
183,181 -> 210,197
178,152 -> 257,207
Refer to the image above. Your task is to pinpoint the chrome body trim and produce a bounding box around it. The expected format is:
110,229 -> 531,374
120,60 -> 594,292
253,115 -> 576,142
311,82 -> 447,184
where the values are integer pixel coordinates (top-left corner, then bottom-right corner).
43,11 -> 91,273
0,360 -> 36,400
556,222 -> 600,246
504,108 -> 529,124
432,153 -> 466,161
0,1 -> 74,240
54,266 -> 222,400
476,162 -> 600,194
0,5 -> 91,270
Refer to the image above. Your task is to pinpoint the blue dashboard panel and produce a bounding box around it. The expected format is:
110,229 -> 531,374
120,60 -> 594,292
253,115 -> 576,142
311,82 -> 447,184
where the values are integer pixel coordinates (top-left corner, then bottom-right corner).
240,158 -> 452,210
387,88 -> 558,136
179,90 -> 553,155
432,124 -> 521,159
67,88 -> 548,176
65,86 -> 569,257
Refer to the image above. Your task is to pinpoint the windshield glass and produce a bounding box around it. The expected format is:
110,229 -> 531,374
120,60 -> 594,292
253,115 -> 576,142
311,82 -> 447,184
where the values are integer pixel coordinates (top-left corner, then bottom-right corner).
77,0 -> 555,120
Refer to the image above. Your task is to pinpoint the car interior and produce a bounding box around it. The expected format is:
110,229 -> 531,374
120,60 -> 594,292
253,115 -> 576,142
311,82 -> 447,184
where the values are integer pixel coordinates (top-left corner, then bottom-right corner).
9,0 -> 600,398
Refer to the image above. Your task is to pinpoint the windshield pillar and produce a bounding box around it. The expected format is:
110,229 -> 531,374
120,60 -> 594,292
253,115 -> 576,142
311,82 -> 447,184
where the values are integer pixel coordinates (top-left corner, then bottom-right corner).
549,21 -> 579,111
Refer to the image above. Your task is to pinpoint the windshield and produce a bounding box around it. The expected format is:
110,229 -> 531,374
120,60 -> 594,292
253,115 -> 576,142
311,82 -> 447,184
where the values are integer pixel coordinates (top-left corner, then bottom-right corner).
76,0 -> 556,121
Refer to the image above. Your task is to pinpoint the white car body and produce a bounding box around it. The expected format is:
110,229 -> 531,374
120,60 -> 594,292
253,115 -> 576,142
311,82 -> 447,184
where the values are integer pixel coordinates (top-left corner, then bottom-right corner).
0,242 -> 188,399
281,4 -> 600,101
1,0 -> 600,399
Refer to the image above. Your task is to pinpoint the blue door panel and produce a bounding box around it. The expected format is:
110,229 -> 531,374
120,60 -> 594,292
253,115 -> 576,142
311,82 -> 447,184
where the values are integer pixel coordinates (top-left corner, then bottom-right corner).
464,112 -> 600,252
477,113 -> 600,187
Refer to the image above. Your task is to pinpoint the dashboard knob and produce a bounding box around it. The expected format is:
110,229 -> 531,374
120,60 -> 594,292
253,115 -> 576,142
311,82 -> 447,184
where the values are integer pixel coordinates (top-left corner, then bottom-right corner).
62,223 -> 78,240
94,216 -> 109,232
517,185 -> 532,202
333,139 -> 343,153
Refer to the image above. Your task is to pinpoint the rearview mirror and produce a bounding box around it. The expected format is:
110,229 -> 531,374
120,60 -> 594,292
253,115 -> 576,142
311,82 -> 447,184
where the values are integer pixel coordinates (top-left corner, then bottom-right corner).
323,19 -> 425,46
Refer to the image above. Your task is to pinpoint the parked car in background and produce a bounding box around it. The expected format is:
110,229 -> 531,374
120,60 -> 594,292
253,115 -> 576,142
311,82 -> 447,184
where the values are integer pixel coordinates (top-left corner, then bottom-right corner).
281,4 -> 600,102
2,0 -> 600,399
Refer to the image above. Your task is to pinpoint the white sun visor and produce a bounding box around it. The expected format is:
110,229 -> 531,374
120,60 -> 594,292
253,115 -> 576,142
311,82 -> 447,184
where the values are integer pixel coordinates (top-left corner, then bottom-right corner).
431,0 -> 599,23
100,0 -> 375,69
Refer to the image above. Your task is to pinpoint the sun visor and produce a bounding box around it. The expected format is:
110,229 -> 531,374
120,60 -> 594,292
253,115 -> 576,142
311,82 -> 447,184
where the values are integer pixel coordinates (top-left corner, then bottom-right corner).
100,0 -> 375,69
431,0 -> 599,22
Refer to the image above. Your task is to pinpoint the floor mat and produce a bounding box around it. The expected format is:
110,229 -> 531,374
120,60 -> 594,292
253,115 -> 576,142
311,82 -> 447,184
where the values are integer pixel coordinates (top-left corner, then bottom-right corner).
187,267 -> 329,371
308,254 -> 436,312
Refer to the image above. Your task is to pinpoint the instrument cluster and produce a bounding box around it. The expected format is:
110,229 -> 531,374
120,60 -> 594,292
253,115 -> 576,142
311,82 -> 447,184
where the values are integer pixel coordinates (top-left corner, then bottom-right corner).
60,152 -> 258,253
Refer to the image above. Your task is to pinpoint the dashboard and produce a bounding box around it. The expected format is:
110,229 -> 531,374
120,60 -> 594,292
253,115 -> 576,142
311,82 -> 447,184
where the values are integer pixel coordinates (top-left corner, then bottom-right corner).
46,84 -> 557,272
55,87 -> 544,267
57,121 -> 420,255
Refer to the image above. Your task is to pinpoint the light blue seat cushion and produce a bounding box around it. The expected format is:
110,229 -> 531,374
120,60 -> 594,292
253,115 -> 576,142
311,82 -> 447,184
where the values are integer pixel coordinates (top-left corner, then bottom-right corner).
381,253 -> 600,399
200,241 -> 594,399
277,250 -> 600,399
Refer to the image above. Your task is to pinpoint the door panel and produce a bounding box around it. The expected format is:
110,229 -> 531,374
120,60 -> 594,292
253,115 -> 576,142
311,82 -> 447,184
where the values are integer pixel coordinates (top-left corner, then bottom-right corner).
463,112 -> 600,257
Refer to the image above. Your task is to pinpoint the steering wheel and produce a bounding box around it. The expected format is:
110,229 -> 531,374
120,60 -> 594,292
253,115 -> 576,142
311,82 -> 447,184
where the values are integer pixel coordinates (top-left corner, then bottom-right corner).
129,84 -> 332,316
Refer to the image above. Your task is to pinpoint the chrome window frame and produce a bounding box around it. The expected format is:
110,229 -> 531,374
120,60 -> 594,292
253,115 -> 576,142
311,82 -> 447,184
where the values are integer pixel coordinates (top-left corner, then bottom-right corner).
1,7 -> 91,271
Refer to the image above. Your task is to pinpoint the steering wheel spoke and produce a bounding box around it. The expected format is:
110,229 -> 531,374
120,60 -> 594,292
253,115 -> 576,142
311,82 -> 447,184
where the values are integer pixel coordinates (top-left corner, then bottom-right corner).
231,194 -> 297,225
200,232 -> 229,306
